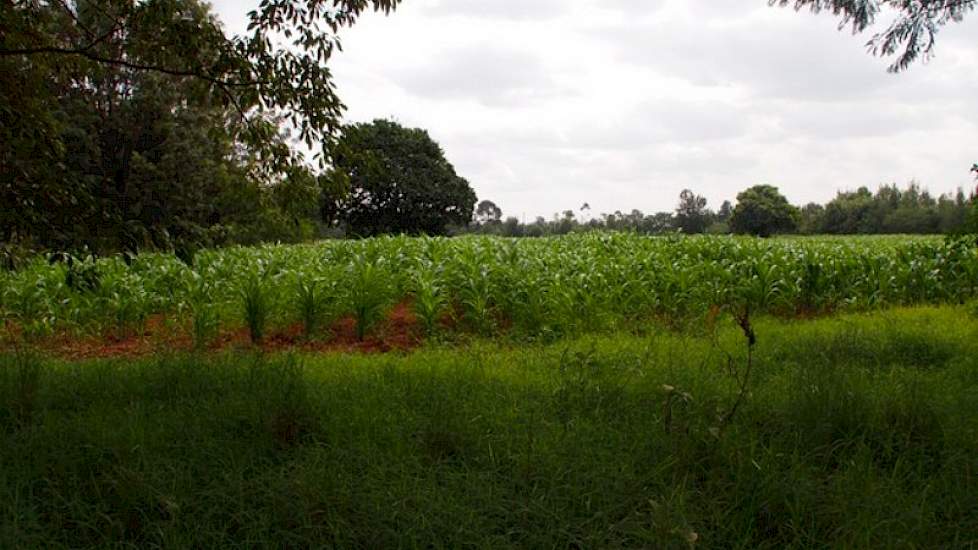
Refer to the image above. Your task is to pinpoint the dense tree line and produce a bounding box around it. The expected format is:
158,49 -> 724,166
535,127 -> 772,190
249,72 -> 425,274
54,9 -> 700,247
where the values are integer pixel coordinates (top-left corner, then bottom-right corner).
799,184 -> 973,235
468,181 -> 976,238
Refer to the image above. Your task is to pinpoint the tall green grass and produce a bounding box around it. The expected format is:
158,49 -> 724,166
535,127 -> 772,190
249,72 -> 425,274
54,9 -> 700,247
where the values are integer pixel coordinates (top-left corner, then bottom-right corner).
2,306 -> 977,547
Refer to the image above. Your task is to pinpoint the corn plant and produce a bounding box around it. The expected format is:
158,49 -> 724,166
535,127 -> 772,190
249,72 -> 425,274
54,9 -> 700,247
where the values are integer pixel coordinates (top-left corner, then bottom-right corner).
191,305 -> 219,351
188,278 -> 219,351
240,271 -> 269,344
295,275 -> 338,340
58,253 -> 101,294
411,266 -> 447,337
105,287 -> 149,339
344,257 -> 392,341
458,266 -> 494,336
511,271 -> 551,336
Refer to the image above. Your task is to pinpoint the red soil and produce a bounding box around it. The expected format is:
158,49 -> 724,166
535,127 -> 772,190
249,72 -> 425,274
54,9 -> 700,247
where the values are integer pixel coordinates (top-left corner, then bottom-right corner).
5,301 -> 425,361
8,314 -> 192,361
250,300 -> 423,355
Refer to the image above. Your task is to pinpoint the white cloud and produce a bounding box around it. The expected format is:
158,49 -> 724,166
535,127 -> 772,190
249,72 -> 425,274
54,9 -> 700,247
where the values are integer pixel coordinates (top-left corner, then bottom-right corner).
420,0 -> 569,20
391,45 -> 566,106
209,0 -> 978,219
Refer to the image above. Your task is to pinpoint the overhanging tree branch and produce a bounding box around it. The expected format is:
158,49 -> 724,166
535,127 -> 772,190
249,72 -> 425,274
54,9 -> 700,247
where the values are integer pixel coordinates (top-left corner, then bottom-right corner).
771,0 -> 976,71
0,45 -> 265,88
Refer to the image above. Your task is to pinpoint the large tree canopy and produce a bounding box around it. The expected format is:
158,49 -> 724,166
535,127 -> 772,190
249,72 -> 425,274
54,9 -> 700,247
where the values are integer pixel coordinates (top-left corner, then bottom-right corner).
730,185 -> 800,237
323,120 -> 477,237
772,0 -> 975,71
1,0 -> 400,155
1,0 -> 399,253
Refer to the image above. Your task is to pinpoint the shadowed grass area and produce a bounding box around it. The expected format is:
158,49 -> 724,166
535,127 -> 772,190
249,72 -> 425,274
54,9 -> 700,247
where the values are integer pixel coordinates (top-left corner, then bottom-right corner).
2,306 -> 977,548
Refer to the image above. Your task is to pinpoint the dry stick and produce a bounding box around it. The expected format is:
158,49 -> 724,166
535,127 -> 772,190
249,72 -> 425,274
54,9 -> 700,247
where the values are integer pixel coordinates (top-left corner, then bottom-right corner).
718,308 -> 756,431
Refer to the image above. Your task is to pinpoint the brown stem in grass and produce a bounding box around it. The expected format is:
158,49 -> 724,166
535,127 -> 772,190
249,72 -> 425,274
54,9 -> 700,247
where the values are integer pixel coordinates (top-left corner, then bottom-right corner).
718,307 -> 756,431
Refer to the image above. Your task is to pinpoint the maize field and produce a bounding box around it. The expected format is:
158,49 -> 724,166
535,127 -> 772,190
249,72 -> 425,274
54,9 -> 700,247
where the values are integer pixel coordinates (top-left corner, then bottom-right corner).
2,234 -> 976,343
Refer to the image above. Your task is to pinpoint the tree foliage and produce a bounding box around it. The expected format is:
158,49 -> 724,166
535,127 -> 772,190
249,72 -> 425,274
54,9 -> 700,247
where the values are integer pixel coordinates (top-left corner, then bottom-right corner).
324,120 -> 478,237
1,0 -> 400,156
476,200 -> 503,225
801,183 -> 971,235
730,185 -> 799,237
717,201 -> 734,222
675,189 -> 709,234
772,0 -> 975,72
1,0 -> 399,254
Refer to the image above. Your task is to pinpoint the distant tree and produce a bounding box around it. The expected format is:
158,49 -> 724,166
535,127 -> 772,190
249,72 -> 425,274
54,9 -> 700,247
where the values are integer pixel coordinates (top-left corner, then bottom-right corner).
526,217 -> 548,238
675,189 -> 709,234
475,200 -> 503,225
816,187 -> 874,234
807,183 -> 969,235
772,0 -> 975,72
936,189 -> 969,233
705,199 -> 734,234
645,212 -> 676,234
730,185 -> 799,237
501,217 -> 523,237
717,200 -> 734,223
324,120 -> 477,236
555,210 -> 577,235
968,164 -> 978,233
798,203 -> 825,234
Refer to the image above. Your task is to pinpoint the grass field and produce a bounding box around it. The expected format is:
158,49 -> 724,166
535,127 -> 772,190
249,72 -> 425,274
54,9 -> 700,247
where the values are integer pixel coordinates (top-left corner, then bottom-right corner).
2,234 -> 978,547
2,306 -> 978,548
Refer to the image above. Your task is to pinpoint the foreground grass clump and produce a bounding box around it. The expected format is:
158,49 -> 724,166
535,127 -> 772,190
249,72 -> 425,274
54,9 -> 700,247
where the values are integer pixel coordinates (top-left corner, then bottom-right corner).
2,307 -> 977,547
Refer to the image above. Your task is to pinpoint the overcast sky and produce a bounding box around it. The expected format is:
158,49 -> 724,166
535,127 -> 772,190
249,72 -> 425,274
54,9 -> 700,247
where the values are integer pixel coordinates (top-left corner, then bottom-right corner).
211,0 -> 978,220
